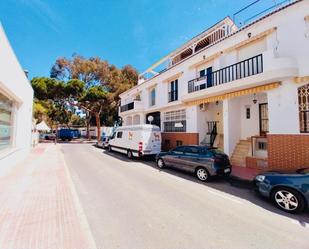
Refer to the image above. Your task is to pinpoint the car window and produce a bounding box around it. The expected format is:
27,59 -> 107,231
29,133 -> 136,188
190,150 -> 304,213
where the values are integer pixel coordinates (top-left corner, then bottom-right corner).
171,146 -> 185,155
184,146 -> 200,156
116,132 -> 123,138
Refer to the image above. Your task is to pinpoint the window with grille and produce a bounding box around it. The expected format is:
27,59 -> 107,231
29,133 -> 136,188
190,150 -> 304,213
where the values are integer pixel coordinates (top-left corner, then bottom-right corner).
163,109 -> 186,132
299,83 -> 309,133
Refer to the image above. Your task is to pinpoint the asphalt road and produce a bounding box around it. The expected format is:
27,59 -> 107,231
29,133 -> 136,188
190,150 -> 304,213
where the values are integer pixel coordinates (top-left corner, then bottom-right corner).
61,143 -> 309,249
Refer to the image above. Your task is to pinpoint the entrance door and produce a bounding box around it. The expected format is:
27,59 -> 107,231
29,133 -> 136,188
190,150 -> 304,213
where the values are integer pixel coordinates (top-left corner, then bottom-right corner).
259,103 -> 269,136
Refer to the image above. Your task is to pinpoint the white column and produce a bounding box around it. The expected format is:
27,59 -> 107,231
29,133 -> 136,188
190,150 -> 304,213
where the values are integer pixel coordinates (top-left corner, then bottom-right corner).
223,98 -> 241,156
186,106 -> 198,133
267,81 -> 299,134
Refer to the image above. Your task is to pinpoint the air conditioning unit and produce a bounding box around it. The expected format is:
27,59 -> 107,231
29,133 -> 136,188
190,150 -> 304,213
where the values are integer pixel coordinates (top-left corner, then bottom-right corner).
199,103 -> 209,111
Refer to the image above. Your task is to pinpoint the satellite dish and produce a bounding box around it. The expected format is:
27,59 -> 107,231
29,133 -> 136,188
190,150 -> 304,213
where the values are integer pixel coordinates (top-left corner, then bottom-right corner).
147,116 -> 154,124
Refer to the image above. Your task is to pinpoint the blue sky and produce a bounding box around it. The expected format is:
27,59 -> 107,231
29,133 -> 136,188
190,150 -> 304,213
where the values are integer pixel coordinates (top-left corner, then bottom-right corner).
0,0 -> 275,79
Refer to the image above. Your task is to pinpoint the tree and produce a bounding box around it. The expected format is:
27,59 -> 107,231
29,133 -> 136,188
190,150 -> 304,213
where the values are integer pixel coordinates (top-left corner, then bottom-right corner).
50,55 -> 138,128
31,55 -> 139,141
65,80 -> 108,141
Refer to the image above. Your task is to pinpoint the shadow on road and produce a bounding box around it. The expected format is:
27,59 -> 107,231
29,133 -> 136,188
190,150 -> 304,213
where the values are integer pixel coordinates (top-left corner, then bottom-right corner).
97,147 -> 309,224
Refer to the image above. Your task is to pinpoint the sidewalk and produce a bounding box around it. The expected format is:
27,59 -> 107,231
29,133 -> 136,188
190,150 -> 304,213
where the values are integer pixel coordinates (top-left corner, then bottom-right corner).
231,165 -> 260,181
0,144 -> 97,249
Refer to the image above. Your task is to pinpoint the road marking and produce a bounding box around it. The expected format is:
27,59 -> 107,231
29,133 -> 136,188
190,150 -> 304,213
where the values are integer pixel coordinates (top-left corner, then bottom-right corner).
207,189 -> 243,204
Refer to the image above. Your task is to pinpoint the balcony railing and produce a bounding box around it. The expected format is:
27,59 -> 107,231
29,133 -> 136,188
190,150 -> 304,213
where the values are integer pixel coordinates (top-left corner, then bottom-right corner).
120,102 -> 134,112
188,54 -> 263,93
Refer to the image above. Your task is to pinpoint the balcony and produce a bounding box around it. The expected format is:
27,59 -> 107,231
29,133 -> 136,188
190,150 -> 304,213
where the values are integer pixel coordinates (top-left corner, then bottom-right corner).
120,100 -> 144,114
188,54 -> 263,93
183,50 -> 298,103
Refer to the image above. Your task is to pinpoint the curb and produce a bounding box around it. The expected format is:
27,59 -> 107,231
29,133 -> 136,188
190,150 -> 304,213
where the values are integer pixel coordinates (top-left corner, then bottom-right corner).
58,144 -> 98,249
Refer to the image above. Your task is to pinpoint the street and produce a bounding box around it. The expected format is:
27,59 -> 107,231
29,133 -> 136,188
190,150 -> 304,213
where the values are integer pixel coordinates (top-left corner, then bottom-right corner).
62,143 -> 309,249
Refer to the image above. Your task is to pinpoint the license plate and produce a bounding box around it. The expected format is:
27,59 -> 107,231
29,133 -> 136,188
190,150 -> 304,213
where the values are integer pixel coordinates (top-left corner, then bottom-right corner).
224,168 -> 231,173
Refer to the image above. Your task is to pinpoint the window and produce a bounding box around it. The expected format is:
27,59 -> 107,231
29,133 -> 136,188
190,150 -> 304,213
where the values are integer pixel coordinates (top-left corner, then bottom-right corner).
298,84 -> 309,133
199,69 -> 206,78
163,109 -> 186,132
0,92 -> 13,150
168,79 -> 178,102
164,139 -> 170,148
172,146 -> 185,154
246,107 -> 251,119
135,94 -> 141,101
257,141 -> 267,150
150,88 -> 156,106
116,131 -> 123,138
176,140 -> 183,146
184,146 -> 200,156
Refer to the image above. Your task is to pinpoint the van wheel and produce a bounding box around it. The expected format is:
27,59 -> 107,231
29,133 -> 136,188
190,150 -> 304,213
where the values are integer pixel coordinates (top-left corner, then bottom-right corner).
127,150 -> 133,159
195,167 -> 210,182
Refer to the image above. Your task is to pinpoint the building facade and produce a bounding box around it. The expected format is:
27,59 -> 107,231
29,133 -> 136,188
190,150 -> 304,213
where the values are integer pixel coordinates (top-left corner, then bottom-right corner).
119,0 -> 309,171
0,25 -> 34,175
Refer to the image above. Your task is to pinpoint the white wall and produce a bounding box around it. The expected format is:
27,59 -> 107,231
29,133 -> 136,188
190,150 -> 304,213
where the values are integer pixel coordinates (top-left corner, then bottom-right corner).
239,93 -> 267,139
223,98 -> 241,156
268,80 -> 300,134
0,25 -> 33,175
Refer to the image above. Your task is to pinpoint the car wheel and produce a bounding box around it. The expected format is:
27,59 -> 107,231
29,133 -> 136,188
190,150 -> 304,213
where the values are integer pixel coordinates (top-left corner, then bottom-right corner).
157,158 -> 165,169
127,150 -> 133,159
195,167 -> 210,182
271,187 -> 305,214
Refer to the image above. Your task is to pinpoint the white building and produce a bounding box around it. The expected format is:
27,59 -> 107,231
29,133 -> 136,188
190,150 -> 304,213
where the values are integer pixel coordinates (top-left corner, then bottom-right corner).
0,25 -> 34,174
119,0 -> 309,171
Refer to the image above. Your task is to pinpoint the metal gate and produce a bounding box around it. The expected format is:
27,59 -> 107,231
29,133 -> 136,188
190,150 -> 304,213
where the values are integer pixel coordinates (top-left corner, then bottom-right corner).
299,84 -> 309,133
259,103 -> 269,136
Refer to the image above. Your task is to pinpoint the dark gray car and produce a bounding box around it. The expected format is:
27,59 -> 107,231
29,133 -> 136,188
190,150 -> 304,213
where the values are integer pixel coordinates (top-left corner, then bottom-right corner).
156,146 -> 231,182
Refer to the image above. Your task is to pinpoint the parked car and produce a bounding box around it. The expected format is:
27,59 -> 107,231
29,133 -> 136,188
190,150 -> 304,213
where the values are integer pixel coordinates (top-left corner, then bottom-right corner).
57,129 -> 75,141
96,133 -> 111,149
108,125 -> 161,159
254,168 -> 309,214
39,132 -> 56,140
156,145 -> 231,182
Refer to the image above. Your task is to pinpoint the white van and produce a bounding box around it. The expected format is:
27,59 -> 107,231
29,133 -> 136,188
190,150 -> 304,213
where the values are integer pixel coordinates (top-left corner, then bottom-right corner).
108,125 -> 161,159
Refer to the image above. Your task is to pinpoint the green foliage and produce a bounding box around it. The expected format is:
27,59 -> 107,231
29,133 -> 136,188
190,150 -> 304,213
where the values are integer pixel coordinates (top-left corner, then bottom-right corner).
32,54 -> 138,139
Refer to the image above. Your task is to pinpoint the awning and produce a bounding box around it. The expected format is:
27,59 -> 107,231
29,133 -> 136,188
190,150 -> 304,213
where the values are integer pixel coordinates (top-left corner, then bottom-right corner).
186,82 -> 280,106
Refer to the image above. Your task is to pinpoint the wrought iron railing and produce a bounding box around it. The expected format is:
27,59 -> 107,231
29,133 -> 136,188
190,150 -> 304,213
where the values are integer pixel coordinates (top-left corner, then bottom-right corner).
300,111 -> 309,133
188,54 -> 263,93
